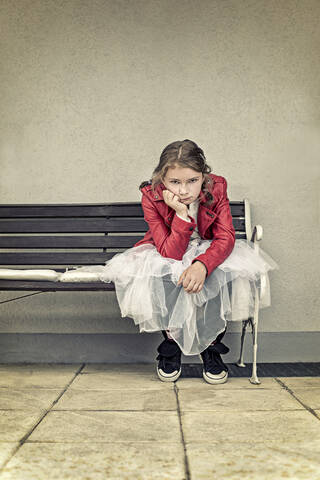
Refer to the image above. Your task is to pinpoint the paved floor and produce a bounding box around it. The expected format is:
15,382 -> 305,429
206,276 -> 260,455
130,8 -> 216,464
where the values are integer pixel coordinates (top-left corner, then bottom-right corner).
0,364 -> 319,480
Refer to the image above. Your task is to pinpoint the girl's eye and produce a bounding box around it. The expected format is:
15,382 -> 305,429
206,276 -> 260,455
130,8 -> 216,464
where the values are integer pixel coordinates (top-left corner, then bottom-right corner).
171,179 -> 198,184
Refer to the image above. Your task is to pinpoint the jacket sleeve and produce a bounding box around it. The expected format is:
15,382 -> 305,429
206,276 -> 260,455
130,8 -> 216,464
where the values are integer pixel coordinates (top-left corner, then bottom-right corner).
141,194 -> 197,260
191,178 -> 235,277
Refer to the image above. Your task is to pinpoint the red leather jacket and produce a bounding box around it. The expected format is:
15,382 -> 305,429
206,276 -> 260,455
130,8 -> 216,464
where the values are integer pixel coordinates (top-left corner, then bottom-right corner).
134,173 -> 236,278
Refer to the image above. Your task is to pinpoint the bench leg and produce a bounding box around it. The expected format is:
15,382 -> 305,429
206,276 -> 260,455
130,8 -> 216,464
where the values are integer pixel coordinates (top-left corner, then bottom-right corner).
236,319 -> 250,367
249,283 -> 261,385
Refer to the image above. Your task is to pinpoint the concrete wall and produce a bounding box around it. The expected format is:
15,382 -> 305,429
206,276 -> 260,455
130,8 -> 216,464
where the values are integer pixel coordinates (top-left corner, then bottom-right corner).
0,0 -> 319,362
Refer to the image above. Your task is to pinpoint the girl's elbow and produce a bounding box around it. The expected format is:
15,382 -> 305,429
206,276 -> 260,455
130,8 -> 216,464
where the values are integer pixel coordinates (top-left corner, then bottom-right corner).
163,251 -> 183,261
230,227 -> 236,245
229,233 -> 236,249
222,232 -> 235,256
159,245 -> 183,261
231,233 -> 236,247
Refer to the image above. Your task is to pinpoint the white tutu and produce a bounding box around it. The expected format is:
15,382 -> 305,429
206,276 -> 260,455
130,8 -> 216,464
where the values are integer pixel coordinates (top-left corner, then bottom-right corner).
69,238 -> 279,356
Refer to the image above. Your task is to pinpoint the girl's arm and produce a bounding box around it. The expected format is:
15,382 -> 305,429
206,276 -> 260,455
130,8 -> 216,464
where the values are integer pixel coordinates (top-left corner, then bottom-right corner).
191,178 -> 235,277
141,194 -> 197,260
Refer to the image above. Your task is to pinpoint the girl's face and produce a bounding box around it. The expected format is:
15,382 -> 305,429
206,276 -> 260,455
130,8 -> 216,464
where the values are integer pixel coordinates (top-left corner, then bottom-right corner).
162,166 -> 204,205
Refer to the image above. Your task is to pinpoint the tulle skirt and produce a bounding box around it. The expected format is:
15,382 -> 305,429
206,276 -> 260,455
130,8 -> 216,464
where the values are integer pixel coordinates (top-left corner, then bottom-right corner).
70,238 -> 279,356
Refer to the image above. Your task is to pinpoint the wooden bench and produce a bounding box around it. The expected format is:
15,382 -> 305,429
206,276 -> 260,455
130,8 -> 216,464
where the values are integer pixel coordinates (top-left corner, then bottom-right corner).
0,201 -> 265,383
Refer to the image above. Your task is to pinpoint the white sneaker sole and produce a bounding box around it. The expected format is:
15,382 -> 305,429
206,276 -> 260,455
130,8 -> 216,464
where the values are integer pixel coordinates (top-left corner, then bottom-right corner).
202,369 -> 228,384
199,354 -> 228,384
157,366 -> 182,382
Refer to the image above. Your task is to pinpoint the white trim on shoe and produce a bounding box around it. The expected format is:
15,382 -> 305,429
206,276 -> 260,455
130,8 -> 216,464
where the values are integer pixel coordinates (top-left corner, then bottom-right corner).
157,366 -> 182,382
199,354 -> 229,384
203,369 -> 228,385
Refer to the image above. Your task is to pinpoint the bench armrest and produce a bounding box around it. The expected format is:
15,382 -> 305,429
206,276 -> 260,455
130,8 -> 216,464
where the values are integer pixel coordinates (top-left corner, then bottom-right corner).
250,224 -> 267,300
250,224 -> 263,243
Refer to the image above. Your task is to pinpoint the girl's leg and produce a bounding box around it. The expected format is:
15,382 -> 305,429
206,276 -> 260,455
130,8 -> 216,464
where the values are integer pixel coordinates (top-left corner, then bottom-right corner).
160,276 -> 228,351
209,327 -> 227,345
157,330 -> 182,382
162,329 -> 175,340
206,280 -> 231,346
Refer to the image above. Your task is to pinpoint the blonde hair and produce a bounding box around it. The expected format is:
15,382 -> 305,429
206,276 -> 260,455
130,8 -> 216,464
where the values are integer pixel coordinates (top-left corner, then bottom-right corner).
139,139 -> 214,205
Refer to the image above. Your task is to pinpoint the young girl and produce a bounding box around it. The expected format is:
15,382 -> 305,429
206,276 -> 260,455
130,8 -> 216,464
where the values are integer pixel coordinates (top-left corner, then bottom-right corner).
70,139 -> 279,384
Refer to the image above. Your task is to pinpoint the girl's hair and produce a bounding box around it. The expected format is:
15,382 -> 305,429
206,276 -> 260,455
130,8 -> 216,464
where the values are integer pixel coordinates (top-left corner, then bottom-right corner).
139,139 -> 214,205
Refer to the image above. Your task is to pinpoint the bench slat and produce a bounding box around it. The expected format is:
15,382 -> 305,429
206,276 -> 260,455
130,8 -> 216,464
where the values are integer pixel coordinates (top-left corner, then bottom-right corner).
0,279 -> 115,291
0,204 -> 142,218
0,236 -> 144,249
0,233 -> 246,249
0,252 -> 115,265
0,233 -> 247,266
0,217 -> 245,233
0,218 -> 148,233
0,202 -> 245,218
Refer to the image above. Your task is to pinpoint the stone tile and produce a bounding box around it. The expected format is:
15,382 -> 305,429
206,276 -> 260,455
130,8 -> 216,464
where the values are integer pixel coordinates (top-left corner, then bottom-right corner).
71,371 -> 172,390
0,364 -> 81,389
177,377 -> 281,390
0,411 -> 44,442
0,442 -> 185,480
27,411 -> 181,443
186,442 -> 320,480
279,377 -> 320,389
182,410 -> 320,445
292,388 -> 320,410
0,443 -> 19,469
82,363 -> 155,374
178,387 -> 301,412
0,389 -> 63,411
54,388 -> 177,411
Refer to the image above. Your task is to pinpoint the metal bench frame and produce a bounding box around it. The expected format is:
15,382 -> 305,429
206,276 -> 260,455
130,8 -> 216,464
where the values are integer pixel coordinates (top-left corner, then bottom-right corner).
0,200 -> 265,383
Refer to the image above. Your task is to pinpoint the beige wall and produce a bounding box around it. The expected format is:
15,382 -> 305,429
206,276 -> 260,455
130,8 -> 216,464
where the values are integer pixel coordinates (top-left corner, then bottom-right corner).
0,0 -> 319,338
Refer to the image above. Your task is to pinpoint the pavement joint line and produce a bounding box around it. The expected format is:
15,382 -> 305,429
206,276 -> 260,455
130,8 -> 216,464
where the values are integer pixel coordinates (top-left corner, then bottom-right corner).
0,363 -> 85,474
48,407 -> 310,413
49,363 -> 86,409
174,384 -> 191,480
20,440 -> 185,444
161,408 -> 307,413
275,377 -> 320,421
23,440 -> 186,444
51,409 -> 177,412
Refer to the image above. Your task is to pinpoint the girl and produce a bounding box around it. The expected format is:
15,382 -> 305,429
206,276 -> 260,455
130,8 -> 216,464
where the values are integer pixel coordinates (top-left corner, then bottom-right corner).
70,139 -> 279,384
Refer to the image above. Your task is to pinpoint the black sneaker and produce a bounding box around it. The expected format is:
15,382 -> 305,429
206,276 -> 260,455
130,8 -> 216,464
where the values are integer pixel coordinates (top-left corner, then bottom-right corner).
199,342 -> 229,384
156,339 -> 182,382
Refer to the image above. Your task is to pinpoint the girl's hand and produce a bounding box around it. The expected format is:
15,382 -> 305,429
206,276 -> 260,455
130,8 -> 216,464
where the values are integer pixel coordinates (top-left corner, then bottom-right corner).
177,261 -> 207,293
162,189 -> 188,216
